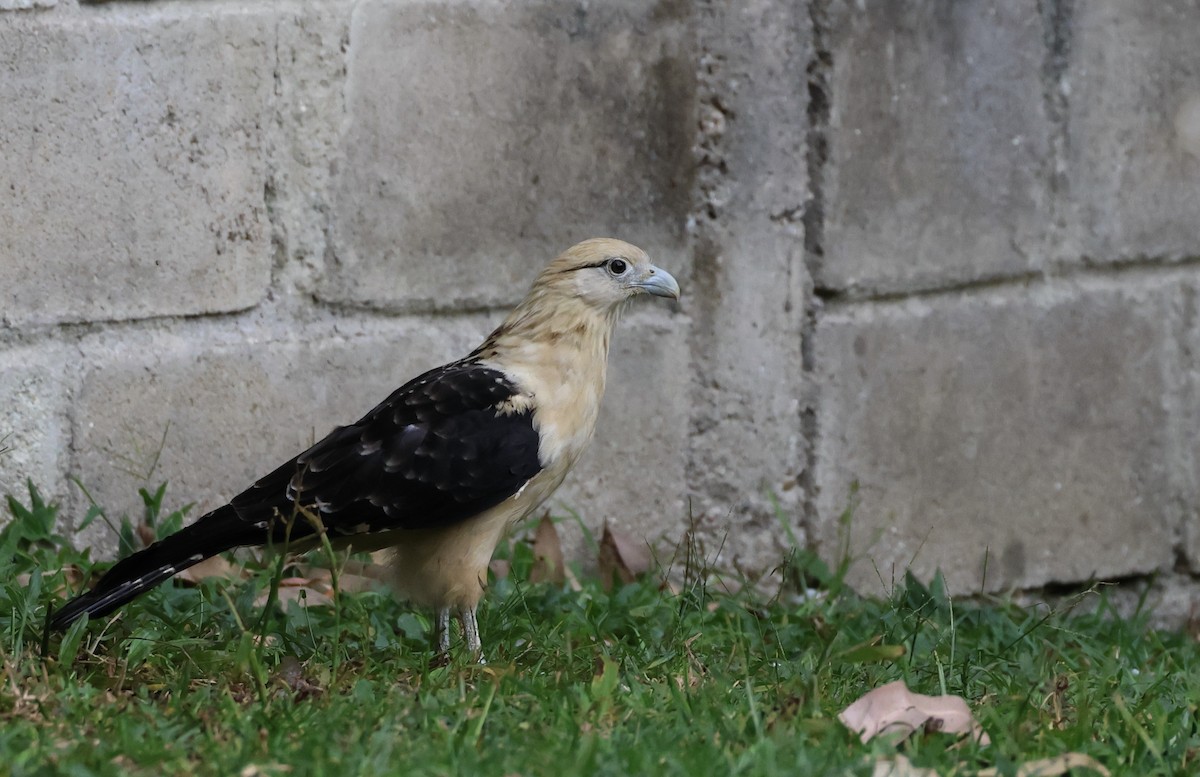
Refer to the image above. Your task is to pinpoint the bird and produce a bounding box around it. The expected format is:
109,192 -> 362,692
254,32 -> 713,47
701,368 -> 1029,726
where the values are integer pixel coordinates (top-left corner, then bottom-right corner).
50,238 -> 679,660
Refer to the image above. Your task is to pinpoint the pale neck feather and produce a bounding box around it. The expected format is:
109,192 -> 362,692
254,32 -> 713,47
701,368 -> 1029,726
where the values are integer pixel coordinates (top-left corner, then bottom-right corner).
473,292 -> 626,467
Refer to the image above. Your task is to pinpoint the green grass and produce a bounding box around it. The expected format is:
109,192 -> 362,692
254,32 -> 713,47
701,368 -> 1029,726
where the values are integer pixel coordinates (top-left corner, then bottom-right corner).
1,481 -> 1198,776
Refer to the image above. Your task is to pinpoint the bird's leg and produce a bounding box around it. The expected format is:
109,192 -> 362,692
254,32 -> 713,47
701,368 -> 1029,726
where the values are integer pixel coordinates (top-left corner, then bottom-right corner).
435,607 -> 451,655
459,607 -> 486,664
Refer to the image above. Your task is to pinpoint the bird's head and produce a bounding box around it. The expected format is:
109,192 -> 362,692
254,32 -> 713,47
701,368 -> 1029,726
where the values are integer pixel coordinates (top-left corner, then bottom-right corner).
475,238 -> 679,361
536,238 -> 680,312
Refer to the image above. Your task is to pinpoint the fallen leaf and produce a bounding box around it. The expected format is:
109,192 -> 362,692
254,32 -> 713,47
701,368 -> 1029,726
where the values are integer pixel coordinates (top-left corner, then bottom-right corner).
839,680 -> 990,746
336,572 -> 384,594
979,753 -> 1110,777
63,563 -> 85,588
135,522 -> 156,549
293,563 -> 385,594
177,555 -> 244,585
30,564 -> 87,590
335,559 -> 391,584
598,522 -> 651,591
274,560 -> 389,603
529,512 -> 565,585
253,577 -> 333,609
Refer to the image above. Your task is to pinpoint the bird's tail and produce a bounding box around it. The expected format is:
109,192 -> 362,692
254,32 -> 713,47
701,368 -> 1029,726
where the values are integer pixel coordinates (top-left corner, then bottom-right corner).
50,504 -> 257,630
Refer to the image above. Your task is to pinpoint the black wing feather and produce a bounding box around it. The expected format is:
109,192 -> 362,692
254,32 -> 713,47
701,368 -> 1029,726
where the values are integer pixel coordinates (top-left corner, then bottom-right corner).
231,360 -> 543,538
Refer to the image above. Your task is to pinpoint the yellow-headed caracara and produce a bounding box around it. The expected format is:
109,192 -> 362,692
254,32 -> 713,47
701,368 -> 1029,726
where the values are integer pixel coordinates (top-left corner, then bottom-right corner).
51,238 -> 679,658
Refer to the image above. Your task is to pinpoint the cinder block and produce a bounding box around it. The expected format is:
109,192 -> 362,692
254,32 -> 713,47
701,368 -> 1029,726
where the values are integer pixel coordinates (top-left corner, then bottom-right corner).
0,0 -> 56,10
1180,283 -> 1200,573
684,230 -> 809,577
813,279 -> 1180,594
820,0 -> 1052,293
1066,1 -> 1200,260
554,308 -> 691,564
267,3 -> 355,296
694,0 -> 810,224
0,10 -> 275,326
684,0 -> 809,575
70,316 -> 489,555
323,0 -> 695,312
0,344 -> 71,514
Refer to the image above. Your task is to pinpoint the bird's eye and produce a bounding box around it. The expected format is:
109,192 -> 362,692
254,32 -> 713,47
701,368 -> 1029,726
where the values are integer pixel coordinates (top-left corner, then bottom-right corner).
607,258 -> 628,276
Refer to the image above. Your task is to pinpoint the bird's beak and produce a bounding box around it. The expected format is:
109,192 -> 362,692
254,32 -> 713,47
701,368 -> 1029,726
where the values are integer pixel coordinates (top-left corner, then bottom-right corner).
636,265 -> 680,300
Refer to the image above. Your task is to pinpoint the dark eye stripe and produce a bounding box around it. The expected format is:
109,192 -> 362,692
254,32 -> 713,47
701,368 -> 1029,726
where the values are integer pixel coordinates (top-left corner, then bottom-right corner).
560,257 -> 624,274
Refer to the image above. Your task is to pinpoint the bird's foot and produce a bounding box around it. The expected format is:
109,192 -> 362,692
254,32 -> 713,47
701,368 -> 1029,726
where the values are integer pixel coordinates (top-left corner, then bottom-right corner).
460,608 -> 486,665
434,607 -> 451,654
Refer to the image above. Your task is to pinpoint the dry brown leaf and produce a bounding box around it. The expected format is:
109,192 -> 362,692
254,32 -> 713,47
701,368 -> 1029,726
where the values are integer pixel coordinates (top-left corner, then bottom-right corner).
529,512 -> 565,585
290,562 -> 388,594
63,563 -> 85,588
135,522 -> 156,549
253,577 -> 334,609
177,555 -> 244,585
276,585 -> 334,608
28,564 -> 87,592
869,755 -> 939,777
839,680 -> 990,746
250,561 -> 386,609
598,521 -> 651,591
337,559 -> 391,583
979,753 -> 1110,777
336,572 -> 384,594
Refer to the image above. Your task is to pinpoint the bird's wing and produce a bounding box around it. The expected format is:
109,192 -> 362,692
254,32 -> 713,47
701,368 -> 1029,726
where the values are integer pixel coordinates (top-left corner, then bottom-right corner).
229,360 -> 544,540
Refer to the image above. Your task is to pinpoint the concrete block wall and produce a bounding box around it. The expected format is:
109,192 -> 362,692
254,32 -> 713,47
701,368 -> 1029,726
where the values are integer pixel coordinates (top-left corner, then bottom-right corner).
3,0 -> 1200,615
808,0 -> 1200,608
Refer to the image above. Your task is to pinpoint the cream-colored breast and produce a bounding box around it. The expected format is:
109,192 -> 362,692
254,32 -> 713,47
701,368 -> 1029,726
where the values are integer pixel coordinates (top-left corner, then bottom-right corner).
384,462 -> 572,610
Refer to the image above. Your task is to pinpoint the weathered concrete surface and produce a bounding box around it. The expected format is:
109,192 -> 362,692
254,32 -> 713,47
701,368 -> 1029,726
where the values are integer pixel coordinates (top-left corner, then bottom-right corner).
0,0 -> 55,10
1065,0 -> 1200,261
0,344 -> 72,510
819,0 -> 1052,294
323,0 -> 695,312
813,278 -> 1181,594
267,3 -> 354,298
1179,284 -> 1200,574
684,0 -> 810,574
0,9 -> 275,326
